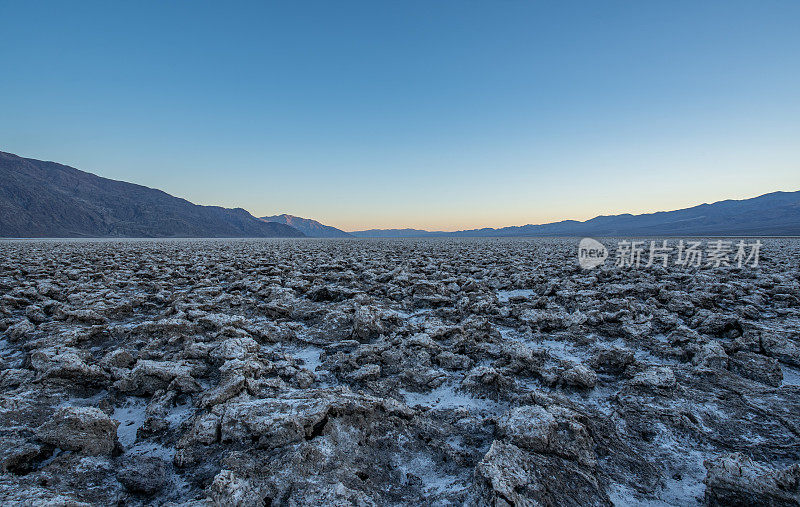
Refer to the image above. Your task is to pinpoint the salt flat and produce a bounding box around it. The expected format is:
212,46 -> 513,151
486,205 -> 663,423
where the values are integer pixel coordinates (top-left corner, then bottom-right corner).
0,238 -> 799,505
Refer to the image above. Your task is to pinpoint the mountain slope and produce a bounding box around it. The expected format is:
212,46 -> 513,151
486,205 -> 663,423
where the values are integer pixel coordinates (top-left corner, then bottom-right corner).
260,214 -> 351,238
0,151 -> 304,238
350,191 -> 800,237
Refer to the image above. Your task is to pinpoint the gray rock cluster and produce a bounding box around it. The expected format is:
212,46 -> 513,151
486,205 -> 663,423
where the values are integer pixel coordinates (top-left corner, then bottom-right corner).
0,237 -> 798,505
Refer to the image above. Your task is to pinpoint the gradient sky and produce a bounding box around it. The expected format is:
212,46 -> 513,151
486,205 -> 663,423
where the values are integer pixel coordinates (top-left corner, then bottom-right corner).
1,1 -> 799,231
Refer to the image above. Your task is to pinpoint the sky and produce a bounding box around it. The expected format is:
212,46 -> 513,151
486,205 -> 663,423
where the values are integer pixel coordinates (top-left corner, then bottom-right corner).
1,1 -> 799,231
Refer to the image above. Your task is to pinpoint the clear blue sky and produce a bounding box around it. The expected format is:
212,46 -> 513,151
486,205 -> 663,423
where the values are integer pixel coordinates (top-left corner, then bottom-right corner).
1,1 -> 799,231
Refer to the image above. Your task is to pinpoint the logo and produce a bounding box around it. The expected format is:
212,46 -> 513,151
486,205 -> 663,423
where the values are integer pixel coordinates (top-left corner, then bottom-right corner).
578,238 -> 608,269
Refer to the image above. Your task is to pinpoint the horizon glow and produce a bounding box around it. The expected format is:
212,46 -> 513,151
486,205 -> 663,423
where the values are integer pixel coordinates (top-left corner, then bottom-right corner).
1,1 -> 799,231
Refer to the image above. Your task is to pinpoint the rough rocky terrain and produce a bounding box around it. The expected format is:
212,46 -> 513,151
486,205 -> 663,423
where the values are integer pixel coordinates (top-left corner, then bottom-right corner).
0,237 -> 798,506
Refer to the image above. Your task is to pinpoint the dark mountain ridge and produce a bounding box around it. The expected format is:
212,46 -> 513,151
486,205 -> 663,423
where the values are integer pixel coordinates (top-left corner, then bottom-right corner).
349,191 -> 800,237
0,151 -> 304,238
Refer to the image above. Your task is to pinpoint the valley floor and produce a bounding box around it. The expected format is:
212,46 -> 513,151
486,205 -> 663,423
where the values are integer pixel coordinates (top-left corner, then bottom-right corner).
0,238 -> 799,505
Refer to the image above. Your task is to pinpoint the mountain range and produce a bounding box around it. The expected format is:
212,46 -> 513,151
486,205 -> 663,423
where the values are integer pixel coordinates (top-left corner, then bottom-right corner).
1,150 -> 799,238
349,190 -> 800,237
0,151 -> 303,238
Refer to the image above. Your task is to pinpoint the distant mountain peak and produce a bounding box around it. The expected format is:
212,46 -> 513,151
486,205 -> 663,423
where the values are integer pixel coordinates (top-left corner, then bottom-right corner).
260,214 -> 351,238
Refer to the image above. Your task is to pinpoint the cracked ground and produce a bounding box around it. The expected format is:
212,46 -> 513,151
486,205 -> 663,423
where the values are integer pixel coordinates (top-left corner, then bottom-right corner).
1,238 -> 799,505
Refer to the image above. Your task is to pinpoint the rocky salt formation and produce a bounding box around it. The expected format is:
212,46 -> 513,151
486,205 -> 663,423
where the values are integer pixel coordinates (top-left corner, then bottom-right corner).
0,237 -> 799,505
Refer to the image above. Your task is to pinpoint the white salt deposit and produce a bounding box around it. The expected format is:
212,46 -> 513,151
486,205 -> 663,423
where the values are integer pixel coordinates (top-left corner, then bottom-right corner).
113,399 -> 148,447
401,384 -> 507,414
497,289 -> 536,303
781,364 -> 800,387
